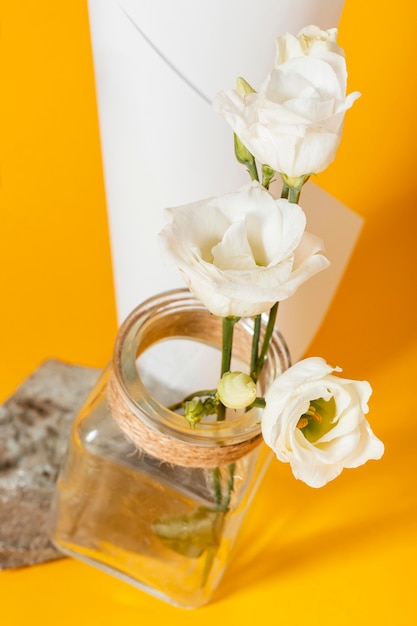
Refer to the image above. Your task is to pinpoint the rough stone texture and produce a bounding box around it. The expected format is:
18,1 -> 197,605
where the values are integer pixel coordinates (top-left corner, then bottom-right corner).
0,359 -> 100,569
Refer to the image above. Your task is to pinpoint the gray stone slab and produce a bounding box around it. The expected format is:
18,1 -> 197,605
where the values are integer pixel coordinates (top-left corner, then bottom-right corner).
0,359 -> 101,569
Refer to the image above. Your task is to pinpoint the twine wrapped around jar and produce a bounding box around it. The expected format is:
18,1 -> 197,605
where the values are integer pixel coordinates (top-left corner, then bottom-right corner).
105,289 -> 289,470
107,368 -> 263,468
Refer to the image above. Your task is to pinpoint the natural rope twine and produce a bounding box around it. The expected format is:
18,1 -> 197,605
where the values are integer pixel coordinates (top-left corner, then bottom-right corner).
107,368 -> 263,468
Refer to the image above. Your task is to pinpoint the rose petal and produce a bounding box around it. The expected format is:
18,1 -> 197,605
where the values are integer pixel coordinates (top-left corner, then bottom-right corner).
159,182 -> 329,317
261,357 -> 384,487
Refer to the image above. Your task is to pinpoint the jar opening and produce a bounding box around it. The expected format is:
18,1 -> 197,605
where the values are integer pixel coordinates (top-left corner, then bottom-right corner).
111,289 -> 290,450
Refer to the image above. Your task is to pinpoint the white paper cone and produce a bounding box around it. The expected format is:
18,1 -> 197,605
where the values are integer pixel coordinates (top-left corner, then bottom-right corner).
87,0 -> 360,359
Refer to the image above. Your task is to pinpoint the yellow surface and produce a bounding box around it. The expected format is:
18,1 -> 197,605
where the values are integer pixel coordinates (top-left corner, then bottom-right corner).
1,2 -> 416,625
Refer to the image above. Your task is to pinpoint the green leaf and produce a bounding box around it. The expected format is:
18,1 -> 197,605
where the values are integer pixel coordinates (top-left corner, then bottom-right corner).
152,507 -> 226,558
262,164 -> 276,189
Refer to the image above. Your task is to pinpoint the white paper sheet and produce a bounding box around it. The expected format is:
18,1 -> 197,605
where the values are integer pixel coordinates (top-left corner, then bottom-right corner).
272,181 -> 363,361
87,0 -> 357,360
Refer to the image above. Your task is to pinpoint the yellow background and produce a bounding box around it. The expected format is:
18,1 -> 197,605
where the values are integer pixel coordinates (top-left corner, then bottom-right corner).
1,2 -> 416,625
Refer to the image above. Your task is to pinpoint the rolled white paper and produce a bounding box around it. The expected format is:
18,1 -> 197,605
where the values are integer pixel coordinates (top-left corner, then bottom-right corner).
275,181 -> 362,361
87,0 -> 359,359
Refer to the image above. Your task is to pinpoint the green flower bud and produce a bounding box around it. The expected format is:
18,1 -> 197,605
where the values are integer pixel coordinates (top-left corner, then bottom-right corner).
262,164 -> 276,189
234,133 -> 253,165
217,371 -> 257,410
236,76 -> 256,95
184,399 -> 205,428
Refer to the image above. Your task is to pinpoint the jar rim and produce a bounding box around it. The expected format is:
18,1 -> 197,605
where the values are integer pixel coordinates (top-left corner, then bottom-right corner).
112,288 -> 290,449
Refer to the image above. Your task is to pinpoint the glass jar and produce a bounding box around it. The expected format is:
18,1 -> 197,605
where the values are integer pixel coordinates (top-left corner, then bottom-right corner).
49,289 -> 290,608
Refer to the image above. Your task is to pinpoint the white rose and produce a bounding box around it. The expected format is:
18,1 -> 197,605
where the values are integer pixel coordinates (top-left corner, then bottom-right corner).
261,357 -> 384,488
212,26 -> 360,178
158,181 -> 329,318
275,25 -> 344,64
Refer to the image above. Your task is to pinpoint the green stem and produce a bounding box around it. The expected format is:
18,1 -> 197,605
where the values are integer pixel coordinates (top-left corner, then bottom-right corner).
221,316 -> 239,376
247,159 -> 259,183
168,389 -> 216,412
288,186 -> 301,203
211,462 -> 236,516
218,316 -> 239,421
250,397 -> 266,408
211,319 -> 241,521
281,174 -> 310,204
222,463 -> 236,509
252,302 -> 279,382
250,314 -> 262,374
212,467 -> 223,508
201,547 -> 217,587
